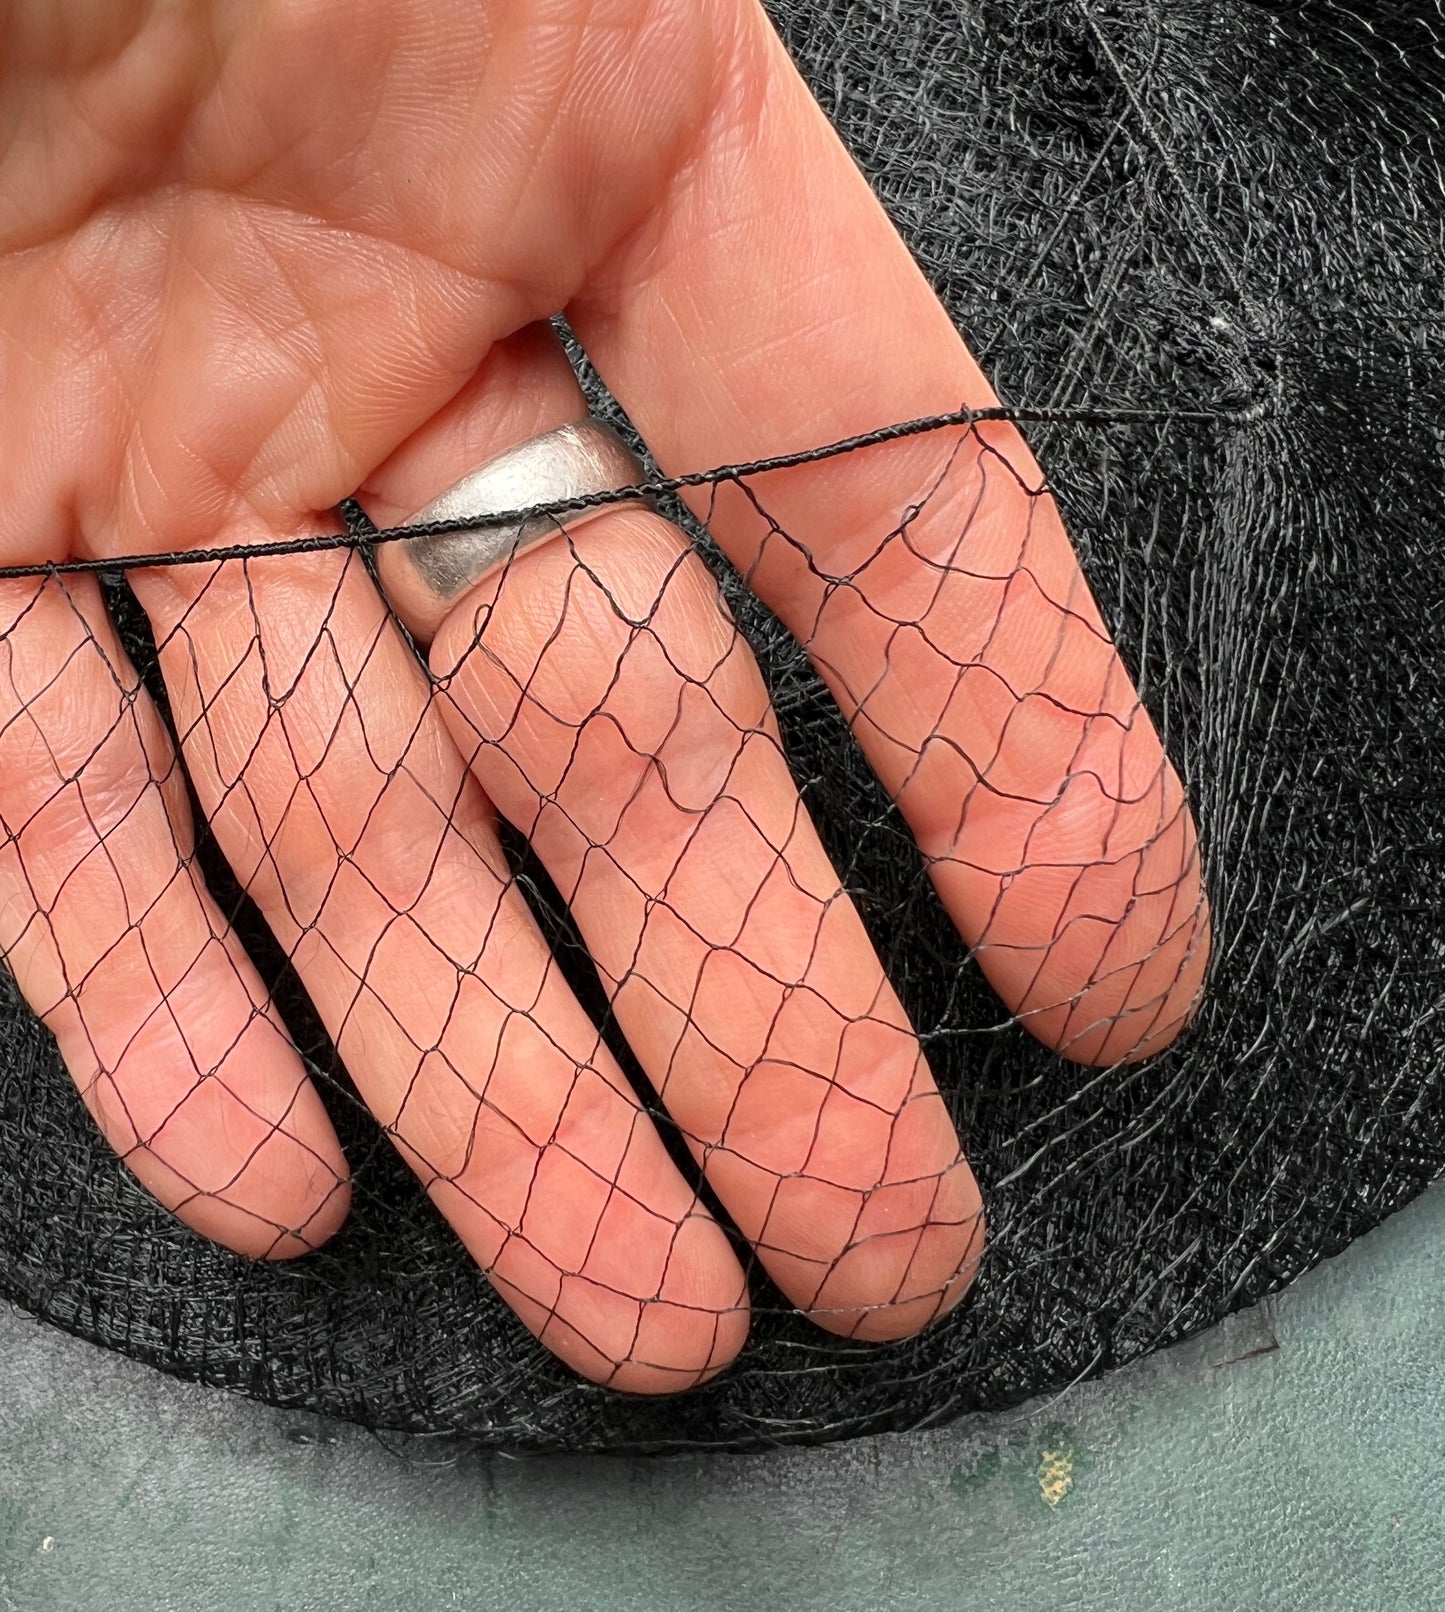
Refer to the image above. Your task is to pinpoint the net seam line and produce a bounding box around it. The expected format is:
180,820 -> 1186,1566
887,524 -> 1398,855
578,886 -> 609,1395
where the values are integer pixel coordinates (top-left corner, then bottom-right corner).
1075,0 -> 1279,350
0,397 -> 1273,583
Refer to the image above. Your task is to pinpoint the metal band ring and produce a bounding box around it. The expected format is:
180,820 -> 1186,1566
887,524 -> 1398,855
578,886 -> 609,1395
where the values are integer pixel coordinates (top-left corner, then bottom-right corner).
375,418 -> 649,644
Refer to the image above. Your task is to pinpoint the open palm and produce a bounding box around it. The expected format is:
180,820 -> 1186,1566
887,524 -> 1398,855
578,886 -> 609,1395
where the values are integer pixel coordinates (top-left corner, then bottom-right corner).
0,0 -> 1210,1391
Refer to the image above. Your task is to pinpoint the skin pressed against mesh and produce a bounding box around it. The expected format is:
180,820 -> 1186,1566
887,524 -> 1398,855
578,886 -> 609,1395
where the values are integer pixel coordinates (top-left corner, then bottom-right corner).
0,400 -> 1207,1387
0,0 -> 1436,1449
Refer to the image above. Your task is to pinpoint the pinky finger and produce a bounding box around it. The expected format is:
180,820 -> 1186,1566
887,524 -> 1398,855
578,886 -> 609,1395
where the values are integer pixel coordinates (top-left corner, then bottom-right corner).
0,574 -> 350,1257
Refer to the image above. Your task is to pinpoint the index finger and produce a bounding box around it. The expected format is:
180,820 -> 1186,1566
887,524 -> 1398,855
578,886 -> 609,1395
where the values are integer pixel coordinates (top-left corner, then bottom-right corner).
568,4 -> 1210,1064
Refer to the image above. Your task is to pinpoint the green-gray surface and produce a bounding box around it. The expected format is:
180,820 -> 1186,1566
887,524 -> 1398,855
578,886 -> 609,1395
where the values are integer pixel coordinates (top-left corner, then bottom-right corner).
2,1185 -> 1442,1612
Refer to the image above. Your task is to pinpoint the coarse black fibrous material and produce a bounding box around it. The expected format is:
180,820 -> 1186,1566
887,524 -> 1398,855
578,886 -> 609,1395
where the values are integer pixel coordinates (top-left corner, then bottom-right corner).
0,0 -> 1441,1452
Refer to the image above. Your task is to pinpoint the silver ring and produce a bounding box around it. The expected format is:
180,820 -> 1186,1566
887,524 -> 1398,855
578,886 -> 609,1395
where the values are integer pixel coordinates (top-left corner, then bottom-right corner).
375,418 -> 648,644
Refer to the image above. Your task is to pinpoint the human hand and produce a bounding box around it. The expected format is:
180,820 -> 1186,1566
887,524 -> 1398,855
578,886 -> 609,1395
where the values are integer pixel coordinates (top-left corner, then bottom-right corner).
0,0 -> 1210,1392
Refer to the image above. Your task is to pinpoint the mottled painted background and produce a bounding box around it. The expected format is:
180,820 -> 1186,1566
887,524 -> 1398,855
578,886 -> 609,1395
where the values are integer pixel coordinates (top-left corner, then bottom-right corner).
2,1184 -> 1440,1610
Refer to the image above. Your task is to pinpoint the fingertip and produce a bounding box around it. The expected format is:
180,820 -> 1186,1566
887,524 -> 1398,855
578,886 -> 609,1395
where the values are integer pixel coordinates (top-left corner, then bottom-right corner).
248,1143 -> 353,1260
797,1154 -> 986,1344
646,1210 -> 752,1386
1037,893 -> 1214,1067
578,1212 -> 752,1396
493,1210 -> 751,1397
120,1104 -> 353,1263
80,1004 -> 354,1264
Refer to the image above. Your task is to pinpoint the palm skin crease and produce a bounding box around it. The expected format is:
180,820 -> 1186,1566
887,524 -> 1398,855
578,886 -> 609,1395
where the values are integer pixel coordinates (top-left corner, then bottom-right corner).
0,0 -> 1211,1393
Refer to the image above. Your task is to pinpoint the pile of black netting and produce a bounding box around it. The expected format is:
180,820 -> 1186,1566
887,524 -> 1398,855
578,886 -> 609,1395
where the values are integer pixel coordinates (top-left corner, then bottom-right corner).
1,0 -> 1441,1453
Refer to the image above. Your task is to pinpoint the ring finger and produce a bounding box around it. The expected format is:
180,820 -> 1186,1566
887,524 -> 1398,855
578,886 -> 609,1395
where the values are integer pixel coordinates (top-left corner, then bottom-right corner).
368,323 -> 985,1342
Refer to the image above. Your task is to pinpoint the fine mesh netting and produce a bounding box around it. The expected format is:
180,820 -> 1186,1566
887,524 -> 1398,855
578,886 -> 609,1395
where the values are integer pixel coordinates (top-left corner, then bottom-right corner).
0,0 -> 1441,1452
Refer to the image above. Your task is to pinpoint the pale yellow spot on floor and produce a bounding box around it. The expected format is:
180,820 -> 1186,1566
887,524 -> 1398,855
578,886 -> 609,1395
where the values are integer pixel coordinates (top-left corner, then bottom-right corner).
1038,1448 -> 1074,1507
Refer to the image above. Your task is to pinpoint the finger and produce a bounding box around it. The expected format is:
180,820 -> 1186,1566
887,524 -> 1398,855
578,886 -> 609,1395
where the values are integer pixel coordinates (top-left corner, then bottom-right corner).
566,3 -> 1212,1065
432,510 -> 985,1340
366,329 -> 984,1343
130,516 -> 748,1392
0,573 -> 349,1257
